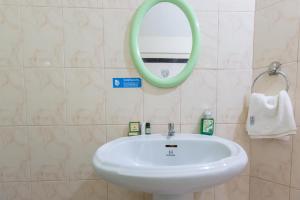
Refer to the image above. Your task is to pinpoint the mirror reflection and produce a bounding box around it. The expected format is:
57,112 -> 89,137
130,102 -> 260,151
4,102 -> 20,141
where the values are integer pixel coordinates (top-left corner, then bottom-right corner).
139,2 -> 192,79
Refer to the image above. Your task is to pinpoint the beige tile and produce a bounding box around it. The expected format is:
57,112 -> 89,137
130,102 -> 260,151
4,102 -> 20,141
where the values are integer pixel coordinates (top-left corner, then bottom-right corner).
251,137 -> 292,185
29,126 -> 70,181
0,0 -> 20,5
0,6 -> 22,67
218,12 -> 254,68
216,124 -> 250,175
296,63 -> 300,126
186,0 -> 219,11
215,176 -> 249,200
151,124 -> 181,135
194,188 -> 214,200
31,181 -> 71,200
181,69 -> 217,124
22,7 -> 64,67
107,124 -> 170,140
105,69 -> 143,124
25,69 -> 66,125
253,0 -> 300,67
69,180 -> 108,200
252,63 -> 298,105
23,0 -> 62,6
106,123 -> 170,138
66,68 -> 105,124
130,0 -> 143,9
67,125 -> 106,180
250,177 -> 289,200
217,69 -> 252,123
102,0 -> 143,9
291,129 -> 300,188
0,127 -> 30,182
298,33 -> 300,61
144,83 -> 180,124
108,184 -> 144,200
181,124 -> 199,134
64,8 -> 104,68
103,10 -> 132,68
0,69 -> 26,125
290,188 -> 300,200
219,0 -> 255,11
0,182 -> 31,200
63,0 -> 99,7
255,0 -> 282,10
195,12 -> 218,69
106,125 -> 128,142
102,0 -> 119,8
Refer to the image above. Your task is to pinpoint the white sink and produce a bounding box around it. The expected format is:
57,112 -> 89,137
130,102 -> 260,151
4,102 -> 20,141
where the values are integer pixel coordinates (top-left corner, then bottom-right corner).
93,134 -> 248,200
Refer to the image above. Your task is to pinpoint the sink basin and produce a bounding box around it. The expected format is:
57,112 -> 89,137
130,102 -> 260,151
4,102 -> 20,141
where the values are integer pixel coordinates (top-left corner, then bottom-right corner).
93,134 -> 248,200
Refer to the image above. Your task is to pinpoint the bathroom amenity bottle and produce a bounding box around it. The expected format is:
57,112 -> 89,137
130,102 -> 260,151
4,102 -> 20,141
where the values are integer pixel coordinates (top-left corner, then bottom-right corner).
145,122 -> 151,135
140,122 -> 151,135
200,111 -> 215,136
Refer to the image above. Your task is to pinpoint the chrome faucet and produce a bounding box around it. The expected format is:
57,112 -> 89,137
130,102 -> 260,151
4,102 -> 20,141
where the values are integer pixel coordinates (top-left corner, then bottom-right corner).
168,123 -> 175,136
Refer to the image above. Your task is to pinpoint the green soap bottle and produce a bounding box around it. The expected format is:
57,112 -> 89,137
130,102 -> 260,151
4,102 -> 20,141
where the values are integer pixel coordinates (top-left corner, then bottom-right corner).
200,111 -> 214,136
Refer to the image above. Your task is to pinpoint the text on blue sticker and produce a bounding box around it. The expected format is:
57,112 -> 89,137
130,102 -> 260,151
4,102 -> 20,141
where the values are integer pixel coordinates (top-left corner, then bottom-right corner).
113,78 -> 142,88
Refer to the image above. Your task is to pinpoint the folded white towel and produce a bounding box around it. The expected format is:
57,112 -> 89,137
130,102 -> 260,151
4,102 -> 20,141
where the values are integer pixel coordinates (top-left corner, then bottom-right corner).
246,90 -> 297,139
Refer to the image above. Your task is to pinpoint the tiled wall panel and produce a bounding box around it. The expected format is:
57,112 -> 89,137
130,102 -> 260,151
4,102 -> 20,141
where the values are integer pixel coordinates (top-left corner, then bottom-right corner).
0,0 -> 255,199
251,0 -> 300,199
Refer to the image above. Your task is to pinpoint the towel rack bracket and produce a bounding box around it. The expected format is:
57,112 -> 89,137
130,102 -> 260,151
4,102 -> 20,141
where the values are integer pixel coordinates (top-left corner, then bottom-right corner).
268,61 -> 282,76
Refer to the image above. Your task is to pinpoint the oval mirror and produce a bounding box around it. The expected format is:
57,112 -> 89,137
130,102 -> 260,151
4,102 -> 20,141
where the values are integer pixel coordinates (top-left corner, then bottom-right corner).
130,0 -> 201,88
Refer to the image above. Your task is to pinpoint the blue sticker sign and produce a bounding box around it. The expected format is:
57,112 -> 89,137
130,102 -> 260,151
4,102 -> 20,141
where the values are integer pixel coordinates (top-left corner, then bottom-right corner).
113,78 -> 142,88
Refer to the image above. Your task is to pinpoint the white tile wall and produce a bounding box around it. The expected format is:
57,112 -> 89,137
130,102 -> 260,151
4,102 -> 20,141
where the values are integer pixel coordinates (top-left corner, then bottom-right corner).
218,12 -> 254,68
0,0 -> 256,199
22,7 -> 64,68
0,6 -> 22,68
253,0 -> 300,68
64,8 -> 104,68
251,0 -> 300,199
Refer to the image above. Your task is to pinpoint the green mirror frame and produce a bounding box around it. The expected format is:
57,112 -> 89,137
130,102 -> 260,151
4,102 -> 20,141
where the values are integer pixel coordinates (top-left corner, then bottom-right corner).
129,0 -> 201,88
